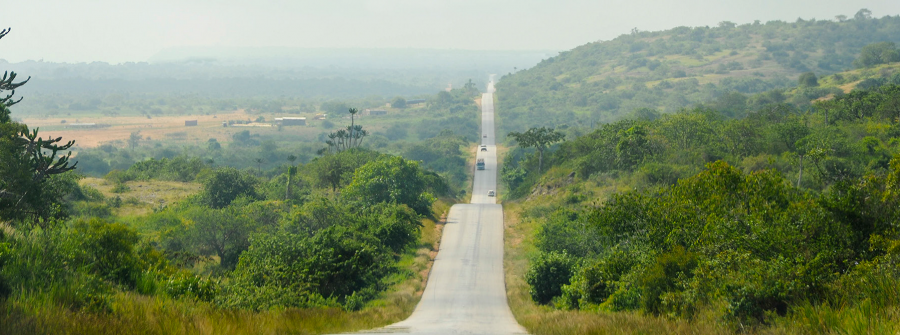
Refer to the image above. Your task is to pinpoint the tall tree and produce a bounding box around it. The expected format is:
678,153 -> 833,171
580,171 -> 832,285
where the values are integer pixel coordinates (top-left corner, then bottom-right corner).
508,127 -> 565,173
128,131 -> 142,150
0,28 -> 76,222
200,167 -> 258,209
324,108 -> 368,153
348,107 -> 359,147
0,29 -> 29,108
344,156 -> 435,216
286,154 -> 297,200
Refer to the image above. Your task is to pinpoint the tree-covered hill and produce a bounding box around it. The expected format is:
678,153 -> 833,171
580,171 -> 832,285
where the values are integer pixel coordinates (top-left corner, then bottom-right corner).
496,9 -> 900,134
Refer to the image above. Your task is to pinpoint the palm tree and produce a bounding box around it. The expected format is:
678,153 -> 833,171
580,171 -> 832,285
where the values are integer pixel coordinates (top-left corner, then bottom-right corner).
348,108 -> 359,147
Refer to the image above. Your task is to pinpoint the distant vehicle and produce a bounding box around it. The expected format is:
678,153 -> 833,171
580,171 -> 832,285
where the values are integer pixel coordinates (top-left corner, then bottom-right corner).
480,145 -> 487,152
476,158 -> 485,170
488,190 -> 495,197
483,134 -> 487,138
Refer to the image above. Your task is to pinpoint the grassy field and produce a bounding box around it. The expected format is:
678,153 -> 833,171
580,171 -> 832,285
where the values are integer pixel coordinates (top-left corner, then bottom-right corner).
79,177 -> 202,217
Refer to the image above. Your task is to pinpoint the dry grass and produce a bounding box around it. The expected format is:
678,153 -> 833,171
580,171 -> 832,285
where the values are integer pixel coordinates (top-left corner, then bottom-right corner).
1,293 -> 414,335
79,177 -> 202,217
25,110 -> 254,148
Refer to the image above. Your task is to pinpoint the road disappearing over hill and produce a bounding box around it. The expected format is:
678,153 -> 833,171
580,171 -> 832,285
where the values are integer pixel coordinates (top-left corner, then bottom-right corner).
342,82 -> 526,334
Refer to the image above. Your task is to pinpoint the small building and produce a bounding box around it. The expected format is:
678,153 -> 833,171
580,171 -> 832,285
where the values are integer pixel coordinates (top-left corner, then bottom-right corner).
184,120 -> 198,126
275,117 -> 307,126
406,99 -> 426,105
313,113 -> 327,120
363,109 -> 387,116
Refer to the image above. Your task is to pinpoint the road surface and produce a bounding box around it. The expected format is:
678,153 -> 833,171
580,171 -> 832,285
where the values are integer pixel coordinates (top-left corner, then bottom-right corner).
343,82 -> 526,334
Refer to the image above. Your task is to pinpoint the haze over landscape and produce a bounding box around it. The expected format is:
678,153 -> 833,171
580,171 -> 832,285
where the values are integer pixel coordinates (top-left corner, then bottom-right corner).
1,0 -> 899,63
4,1 -> 900,335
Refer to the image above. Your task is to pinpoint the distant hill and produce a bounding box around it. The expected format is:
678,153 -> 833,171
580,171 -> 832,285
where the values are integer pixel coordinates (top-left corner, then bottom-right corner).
496,12 -> 900,134
2,48 -> 554,101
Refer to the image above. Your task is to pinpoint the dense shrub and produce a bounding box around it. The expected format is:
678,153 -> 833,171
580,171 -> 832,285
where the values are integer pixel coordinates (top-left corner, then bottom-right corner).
525,251 -> 578,305
69,218 -> 144,288
638,246 -> 698,315
560,248 -> 637,309
228,226 -> 389,310
344,156 -> 435,216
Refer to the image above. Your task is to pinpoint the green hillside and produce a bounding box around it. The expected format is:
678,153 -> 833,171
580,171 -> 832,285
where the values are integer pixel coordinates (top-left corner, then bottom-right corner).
498,14 -> 900,331
496,10 -> 900,134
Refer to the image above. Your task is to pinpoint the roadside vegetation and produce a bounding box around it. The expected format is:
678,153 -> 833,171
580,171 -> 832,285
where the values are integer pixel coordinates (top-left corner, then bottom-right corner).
0,28 -> 473,334
502,28 -> 900,333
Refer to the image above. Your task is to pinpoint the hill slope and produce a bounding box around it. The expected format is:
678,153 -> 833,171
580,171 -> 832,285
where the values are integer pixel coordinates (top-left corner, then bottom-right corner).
496,12 -> 900,134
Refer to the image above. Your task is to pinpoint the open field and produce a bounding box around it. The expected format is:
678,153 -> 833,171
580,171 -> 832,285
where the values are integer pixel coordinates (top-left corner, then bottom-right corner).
23,102 -> 471,153
79,177 -> 202,217
24,110 -> 259,148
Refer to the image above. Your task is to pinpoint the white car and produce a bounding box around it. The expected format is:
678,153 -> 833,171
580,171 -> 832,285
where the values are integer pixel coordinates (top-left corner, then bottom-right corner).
480,145 -> 487,152
488,190 -> 495,197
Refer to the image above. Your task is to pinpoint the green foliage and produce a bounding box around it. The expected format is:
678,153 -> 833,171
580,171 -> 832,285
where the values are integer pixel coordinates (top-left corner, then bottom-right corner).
496,14 -> 900,132
1,95 -> 77,222
225,225 -> 389,310
162,272 -> 219,302
304,148 -> 383,192
200,167 -> 258,209
638,246 -> 698,315
525,251 -> 578,305
560,248 -> 637,310
390,97 -> 407,108
508,127 -> 565,173
344,156 -> 435,216
525,153 -> 900,323
798,72 -> 819,87
69,218 -> 143,287
401,130 -> 468,194
853,42 -> 900,68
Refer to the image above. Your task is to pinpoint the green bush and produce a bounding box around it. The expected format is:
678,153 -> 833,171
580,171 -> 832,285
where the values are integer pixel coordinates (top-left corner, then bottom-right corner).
69,218 -> 144,288
561,249 -> 637,309
0,241 -> 11,298
199,167 -> 259,208
228,226 -> 389,309
525,251 -> 578,305
104,169 -> 135,184
723,257 -> 798,323
72,202 -> 113,218
163,272 -> 219,302
638,246 -> 697,315
638,162 -> 693,186
111,182 -> 130,193
344,156 -> 435,216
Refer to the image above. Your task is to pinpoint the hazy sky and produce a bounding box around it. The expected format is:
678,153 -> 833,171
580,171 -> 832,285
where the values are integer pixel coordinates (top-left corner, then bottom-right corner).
2,0 -> 899,64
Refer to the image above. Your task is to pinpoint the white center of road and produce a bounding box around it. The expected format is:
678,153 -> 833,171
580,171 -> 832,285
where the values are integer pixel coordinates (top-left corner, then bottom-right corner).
341,82 -> 527,334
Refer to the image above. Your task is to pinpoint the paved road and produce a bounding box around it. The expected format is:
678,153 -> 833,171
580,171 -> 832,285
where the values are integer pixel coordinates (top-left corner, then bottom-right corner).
344,82 -> 526,334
